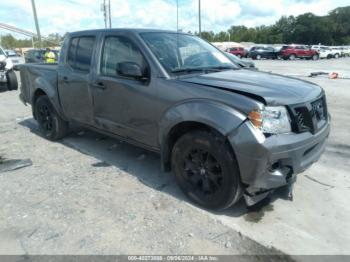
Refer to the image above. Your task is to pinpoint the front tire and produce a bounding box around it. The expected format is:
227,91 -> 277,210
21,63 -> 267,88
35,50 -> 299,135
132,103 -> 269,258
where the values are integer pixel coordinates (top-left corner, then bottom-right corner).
256,54 -> 262,60
289,54 -> 296,60
35,95 -> 68,141
171,130 -> 242,210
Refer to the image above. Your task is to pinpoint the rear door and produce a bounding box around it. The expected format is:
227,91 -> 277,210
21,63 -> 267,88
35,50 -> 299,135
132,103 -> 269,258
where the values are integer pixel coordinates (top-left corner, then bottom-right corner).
58,36 -> 96,124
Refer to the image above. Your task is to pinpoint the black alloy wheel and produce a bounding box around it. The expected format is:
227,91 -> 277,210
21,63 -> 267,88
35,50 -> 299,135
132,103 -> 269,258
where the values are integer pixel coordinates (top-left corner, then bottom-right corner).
182,148 -> 223,197
172,130 -> 242,210
35,95 -> 68,140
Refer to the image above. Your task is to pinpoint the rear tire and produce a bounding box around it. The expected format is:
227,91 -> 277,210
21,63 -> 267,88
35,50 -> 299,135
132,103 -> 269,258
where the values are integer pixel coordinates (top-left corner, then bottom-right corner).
34,95 -> 68,141
171,130 -> 242,210
6,70 -> 18,91
289,54 -> 296,60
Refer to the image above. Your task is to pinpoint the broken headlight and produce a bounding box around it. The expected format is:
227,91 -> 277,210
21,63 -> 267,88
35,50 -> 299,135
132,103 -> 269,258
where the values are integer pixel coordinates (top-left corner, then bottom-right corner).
248,106 -> 291,134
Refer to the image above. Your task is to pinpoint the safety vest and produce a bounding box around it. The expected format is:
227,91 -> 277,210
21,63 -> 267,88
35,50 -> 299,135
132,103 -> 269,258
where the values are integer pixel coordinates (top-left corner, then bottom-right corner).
44,51 -> 56,63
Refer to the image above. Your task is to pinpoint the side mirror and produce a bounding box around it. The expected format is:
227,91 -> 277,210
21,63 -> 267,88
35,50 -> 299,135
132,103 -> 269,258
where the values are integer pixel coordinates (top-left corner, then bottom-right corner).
117,62 -> 144,79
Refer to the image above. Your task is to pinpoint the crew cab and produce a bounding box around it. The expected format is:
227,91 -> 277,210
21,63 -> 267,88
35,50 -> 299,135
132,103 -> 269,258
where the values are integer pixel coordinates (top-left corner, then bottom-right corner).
280,45 -> 319,60
19,29 -> 330,210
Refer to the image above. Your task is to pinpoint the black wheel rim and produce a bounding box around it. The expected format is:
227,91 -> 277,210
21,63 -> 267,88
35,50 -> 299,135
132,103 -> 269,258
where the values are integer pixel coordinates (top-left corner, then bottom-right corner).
37,104 -> 53,132
182,149 -> 223,197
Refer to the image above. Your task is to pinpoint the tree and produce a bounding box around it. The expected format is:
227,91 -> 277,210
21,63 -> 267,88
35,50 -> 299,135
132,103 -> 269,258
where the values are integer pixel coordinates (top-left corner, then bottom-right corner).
329,6 -> 350,44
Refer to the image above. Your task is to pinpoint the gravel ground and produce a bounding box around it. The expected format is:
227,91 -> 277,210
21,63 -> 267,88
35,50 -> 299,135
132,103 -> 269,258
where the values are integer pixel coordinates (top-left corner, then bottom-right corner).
0,57 -> 349,258
0,77 -> 286,257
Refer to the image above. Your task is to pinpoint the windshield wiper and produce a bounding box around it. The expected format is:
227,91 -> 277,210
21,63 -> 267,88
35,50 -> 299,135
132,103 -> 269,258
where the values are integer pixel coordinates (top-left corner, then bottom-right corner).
171,66 -> 236,74
206,66 -> 237,70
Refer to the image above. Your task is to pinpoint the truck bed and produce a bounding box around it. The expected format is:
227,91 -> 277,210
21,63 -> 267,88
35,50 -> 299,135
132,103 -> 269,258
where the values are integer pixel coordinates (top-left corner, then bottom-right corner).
19,63 -> 58,105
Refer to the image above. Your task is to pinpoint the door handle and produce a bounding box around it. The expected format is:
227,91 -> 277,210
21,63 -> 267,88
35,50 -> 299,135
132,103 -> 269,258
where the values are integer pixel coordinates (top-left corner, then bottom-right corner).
92,82 -> 107,90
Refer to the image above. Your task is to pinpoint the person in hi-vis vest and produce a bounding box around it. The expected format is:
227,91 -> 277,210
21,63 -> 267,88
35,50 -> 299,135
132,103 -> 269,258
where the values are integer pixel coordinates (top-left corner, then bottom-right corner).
44,48 -> 56,63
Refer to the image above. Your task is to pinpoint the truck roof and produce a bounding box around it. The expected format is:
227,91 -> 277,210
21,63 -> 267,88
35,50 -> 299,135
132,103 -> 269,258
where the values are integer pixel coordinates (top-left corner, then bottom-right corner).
68,28 -> 188,37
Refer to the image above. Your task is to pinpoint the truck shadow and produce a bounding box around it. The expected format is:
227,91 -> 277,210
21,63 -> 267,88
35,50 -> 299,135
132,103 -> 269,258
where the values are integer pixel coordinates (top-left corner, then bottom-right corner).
19,118 -> 284,220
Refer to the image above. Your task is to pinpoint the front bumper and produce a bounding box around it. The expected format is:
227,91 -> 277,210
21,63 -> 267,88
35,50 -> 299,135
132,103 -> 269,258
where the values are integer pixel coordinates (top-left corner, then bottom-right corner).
228,118 -> 330,205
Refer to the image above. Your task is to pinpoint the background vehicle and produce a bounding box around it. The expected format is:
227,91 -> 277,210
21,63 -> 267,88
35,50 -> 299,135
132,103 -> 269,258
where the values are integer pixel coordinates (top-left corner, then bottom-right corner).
312,45 -> 334,59
342,46 -> 350,57
248,46 -> 278,60
19,29 -> 330,210
24,49 -> 59,63
5,49 -> 25,67
225,47 -> 245,58
280,45 -> 319,60
329,47 -> 341,58
0,46 -> 18,92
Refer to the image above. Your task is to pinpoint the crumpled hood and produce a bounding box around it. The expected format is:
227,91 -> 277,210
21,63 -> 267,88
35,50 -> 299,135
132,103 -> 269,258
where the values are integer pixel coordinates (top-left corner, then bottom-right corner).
179,69 -> 322,105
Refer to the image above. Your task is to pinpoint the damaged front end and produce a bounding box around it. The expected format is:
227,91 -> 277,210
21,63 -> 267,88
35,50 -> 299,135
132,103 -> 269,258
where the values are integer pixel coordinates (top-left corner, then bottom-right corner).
228,101 -> 330,206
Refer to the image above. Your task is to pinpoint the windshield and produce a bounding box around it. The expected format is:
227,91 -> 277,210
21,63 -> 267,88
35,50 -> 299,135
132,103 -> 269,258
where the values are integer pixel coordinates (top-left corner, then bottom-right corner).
141,32 -> 238,74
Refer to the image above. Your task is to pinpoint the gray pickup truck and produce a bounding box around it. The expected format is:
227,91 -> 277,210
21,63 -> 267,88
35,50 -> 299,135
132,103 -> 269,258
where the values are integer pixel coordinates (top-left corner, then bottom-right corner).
19,29 -> 330,210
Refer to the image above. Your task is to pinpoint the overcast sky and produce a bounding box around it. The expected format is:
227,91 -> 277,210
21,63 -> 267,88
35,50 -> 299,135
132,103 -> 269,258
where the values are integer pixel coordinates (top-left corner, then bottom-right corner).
1,0 -> 349,38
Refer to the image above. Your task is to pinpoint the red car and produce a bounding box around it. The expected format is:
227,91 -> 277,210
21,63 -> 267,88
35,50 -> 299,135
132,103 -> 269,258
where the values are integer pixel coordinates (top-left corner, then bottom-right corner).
279,45 -> 319,60
226,47 -> 246,58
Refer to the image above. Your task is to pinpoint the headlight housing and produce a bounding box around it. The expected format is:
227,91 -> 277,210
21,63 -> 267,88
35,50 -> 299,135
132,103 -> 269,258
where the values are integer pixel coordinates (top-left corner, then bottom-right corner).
248,106 -> 291,134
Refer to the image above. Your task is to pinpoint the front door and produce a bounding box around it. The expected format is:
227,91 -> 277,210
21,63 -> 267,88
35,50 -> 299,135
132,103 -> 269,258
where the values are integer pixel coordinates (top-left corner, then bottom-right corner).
91,34 -> 157,146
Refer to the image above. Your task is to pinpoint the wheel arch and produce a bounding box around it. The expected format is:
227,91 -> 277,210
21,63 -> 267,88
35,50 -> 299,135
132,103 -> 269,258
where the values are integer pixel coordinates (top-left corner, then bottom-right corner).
159,100 -> 246,171
31,78 -> 67,121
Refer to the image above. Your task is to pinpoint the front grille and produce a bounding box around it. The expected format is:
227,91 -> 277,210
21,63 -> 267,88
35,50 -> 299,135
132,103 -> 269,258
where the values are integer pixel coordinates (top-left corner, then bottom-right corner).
289,96 -> 328,134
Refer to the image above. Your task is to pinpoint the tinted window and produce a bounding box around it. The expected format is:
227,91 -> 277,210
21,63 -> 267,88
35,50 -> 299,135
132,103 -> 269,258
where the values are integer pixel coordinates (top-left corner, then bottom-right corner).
67,38 -> 78,68
76,37 -> 95,71
101,36 -> 147,77
67,37 -> 95,72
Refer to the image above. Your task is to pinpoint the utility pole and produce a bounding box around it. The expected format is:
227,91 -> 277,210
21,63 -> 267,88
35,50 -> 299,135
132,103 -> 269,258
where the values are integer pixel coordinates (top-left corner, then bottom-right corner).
31,0 -> 42,47
108,0 -> 112,28
101,0 -> 107,28
176,0 -> 179,32
198,0 -> 201,37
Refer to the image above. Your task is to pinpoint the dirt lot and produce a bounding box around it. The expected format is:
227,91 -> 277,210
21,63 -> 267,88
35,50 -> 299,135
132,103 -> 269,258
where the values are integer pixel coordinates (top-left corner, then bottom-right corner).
0,58 -> 349,258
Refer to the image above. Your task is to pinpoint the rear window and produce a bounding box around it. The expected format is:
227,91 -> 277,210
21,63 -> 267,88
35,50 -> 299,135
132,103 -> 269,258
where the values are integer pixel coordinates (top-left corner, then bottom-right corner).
67,36 -> 95,72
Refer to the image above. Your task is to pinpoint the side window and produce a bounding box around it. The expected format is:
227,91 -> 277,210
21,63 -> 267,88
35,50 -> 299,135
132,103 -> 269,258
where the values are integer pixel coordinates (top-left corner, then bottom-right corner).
101,36 -> 147,77
76,37 -> 95,71
67,37 -> 78,68
67,36 -> 95,72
